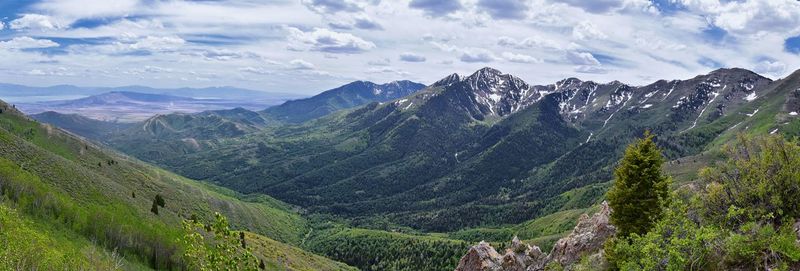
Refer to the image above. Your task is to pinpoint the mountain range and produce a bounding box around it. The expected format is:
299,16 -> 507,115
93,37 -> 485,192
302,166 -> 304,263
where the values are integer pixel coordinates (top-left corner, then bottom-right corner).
264,80 -> 426,123
0,83 -> 301,101
14,65 -> 800,270
16,90 -> 297,122
36,67 -> 800,235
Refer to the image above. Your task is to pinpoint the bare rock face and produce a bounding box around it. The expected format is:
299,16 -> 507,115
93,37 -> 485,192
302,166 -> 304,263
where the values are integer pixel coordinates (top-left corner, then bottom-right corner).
547,201 -> 615,267
454,201 -> 616,271
455,241 -> 504,271
455,238 -> 547,271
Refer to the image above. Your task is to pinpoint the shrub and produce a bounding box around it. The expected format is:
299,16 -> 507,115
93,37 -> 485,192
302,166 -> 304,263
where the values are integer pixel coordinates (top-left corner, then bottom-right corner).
702,135 -> 800,228
180,212 -> 259,270
605,200 -> 720,270
155,194 -> 165,208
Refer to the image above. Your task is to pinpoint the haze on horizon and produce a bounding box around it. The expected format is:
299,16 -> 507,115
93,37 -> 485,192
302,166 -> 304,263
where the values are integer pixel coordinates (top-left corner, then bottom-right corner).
0,0 -> 799,95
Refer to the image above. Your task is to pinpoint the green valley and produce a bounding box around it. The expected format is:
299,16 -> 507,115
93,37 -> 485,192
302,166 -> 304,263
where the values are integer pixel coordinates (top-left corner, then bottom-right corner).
0,100 -> 354,270
14,66 -> 800,271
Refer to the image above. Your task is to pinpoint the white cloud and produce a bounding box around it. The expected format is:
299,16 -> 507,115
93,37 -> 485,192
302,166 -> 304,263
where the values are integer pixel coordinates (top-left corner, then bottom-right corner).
367,67 -> 410,76
80,35 -> 185,54
632,32 -> 687,51
289,59 -> 316,70
190,49 -> 259,62
127,36 -> 186,51
26,67 -> 74,76
502,52 -> 543,63
572,21 -> 607,41
0,0 -> 798,93
430,41 -> 460,53
33,0 -> 140,20
239,66 -> 274,75
677,0 -> 800,35
566,51 -> 601,66
287,27 -> 376,54
9,14 -> 63,30
0,37 -> 60,50
497,36 -> 562,50
368,58 -> 392,66
575,65 -> 608,74
754,60 -> 786,76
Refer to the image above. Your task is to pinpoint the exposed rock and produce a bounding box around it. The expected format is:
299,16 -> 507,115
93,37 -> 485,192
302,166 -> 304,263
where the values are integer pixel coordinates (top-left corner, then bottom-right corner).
455,241 -> 503,271
454,201 -> 615,271
547,201 -> 615,267
794,219 -> 800,242
455,237 -> 548,271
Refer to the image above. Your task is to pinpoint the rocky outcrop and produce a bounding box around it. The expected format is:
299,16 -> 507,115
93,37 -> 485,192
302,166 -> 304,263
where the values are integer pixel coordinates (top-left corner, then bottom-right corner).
455,241 -> 503,271
547,201 -> 615,266
454,237 -> 546,271
454,202 -> 615,271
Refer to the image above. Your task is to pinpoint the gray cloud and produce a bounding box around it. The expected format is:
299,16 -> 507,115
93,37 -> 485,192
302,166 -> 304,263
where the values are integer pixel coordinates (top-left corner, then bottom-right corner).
399,52 -> 426,62
302,0 -> 363,13
328,16 -> 383,30
460,49 -> 496,63
409,0 -> 463,17
555,0 -> 623,13
368,58 -> 392,66
477,0 -> 529,20
753,59 -> 786,76
354,16 -> 383,30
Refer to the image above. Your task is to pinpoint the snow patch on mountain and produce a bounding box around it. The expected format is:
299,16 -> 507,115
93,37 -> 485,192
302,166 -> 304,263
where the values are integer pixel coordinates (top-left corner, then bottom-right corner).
744,92 -> 757,102
684,85 -> 725,132
661,81 -> 678,101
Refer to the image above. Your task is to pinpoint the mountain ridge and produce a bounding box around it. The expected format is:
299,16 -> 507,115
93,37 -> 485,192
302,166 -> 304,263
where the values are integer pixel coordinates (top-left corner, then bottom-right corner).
263,79 -> 426,123
34,67 -> 800,233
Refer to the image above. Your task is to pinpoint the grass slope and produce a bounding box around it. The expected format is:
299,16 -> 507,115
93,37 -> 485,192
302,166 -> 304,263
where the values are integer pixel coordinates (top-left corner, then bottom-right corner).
0,100 -> 350,269
0,203 -> 138,270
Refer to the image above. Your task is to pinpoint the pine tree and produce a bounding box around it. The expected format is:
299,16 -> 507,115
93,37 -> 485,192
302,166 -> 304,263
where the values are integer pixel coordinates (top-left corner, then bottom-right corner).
151,200 -> 159,215
607,131 -> 671,237
155,194 -> 165,207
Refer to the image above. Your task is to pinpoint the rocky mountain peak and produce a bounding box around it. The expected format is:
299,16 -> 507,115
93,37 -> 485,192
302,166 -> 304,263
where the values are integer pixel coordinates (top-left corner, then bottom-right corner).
462,67 -> 521,90
448,67 -> 542,117
554,77 -> 584,90
432,73 -> 463,88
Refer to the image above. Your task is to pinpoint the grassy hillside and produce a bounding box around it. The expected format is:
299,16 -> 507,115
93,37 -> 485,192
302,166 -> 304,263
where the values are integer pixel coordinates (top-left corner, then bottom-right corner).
0,203 -> 142,270
0,100 -> 351,269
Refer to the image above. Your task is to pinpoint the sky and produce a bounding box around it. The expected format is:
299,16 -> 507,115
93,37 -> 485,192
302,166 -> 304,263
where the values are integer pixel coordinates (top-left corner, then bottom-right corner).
0,0 -> 799,95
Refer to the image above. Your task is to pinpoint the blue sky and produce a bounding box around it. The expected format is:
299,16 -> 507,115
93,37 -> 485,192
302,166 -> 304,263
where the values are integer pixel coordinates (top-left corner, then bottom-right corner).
0,0 -> 799,94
